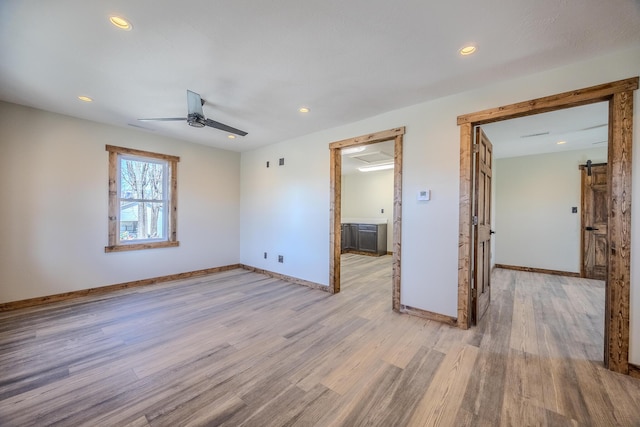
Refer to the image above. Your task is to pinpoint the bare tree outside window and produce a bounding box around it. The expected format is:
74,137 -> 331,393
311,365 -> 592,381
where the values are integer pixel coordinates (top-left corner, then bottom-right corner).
120,158 -> 166,240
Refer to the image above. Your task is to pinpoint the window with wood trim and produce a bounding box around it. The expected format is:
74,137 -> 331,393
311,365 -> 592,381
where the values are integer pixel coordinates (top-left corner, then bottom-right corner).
105,145 -> 179,252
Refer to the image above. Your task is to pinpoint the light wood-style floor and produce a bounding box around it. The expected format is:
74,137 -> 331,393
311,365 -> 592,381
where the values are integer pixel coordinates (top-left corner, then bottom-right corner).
1,255 -> 639,426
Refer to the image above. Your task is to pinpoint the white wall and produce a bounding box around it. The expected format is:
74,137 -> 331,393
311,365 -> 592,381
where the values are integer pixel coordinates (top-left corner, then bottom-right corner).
239,139 -> 330,284
341,169 -> 394,251
0,102 -> 241,303
495,147 -> 607,272
239,45 -> 640,363
491,163 -> 497,269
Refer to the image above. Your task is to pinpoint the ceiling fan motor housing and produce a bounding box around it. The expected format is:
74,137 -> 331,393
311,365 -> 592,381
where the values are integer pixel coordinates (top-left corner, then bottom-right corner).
187,113 -> 206,128
138,91 -> 247,136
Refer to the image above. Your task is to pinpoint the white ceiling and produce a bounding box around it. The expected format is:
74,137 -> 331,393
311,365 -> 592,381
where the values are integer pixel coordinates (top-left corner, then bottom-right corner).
342,140 -> 395,175
483,101 -> 609,159
1,1 -> 639,153
342,101 -> 609,175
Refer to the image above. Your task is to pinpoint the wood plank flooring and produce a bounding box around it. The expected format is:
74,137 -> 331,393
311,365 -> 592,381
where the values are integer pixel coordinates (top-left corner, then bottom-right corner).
1,255 -> 639,426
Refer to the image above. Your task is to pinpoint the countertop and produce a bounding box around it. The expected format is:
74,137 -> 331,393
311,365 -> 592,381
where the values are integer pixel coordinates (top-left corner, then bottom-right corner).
341,218 -> 387,225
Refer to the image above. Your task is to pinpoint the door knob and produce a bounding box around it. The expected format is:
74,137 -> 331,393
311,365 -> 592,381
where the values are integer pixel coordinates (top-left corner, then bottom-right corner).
490,230 -> 496,235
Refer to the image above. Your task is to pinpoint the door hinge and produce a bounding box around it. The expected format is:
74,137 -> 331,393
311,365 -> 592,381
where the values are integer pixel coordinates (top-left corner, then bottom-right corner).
473,215 -> 478,226
473,144 -> 479,153
472,288 -> 477,298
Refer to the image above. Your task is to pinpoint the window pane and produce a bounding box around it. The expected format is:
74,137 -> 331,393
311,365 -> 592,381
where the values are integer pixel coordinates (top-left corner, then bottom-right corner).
120,201 -> 165,241
120,158 -> 164,201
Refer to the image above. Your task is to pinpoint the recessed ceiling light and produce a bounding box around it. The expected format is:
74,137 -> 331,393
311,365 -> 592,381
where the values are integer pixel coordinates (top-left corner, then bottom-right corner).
228,134 -> 236,139
77,96 -> 93,102
109,15 -> 132,31
557,140 -> 567,145
358,163 -> 394,172
459,45 -> 476,56
299,107 -> 310,113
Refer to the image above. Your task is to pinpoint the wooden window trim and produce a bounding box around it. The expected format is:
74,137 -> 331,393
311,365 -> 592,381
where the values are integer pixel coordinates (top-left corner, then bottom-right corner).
105,145 -> 179,253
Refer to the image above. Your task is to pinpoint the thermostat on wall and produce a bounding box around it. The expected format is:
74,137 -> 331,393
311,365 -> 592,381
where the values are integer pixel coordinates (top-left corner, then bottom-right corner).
417,190 -> 431,201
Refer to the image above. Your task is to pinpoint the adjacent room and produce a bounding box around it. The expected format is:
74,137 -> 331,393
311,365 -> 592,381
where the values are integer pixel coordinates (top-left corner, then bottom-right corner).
1,1 -> 640,425
483,102 -> 610,365
340,140 -> 395,292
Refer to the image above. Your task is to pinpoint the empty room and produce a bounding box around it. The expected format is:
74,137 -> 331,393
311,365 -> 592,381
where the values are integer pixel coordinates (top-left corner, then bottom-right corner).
1,1 -> 640,426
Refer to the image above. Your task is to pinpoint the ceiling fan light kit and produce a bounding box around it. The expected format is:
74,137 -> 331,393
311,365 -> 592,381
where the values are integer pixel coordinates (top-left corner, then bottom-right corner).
139,90 -> 248,137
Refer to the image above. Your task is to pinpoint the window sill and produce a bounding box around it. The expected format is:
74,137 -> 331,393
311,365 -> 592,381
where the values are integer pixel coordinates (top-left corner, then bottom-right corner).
105,241 -> 179,253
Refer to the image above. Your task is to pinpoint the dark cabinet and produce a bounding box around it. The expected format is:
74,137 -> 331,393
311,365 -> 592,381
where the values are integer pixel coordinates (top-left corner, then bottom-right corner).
358,225 -> 378,253
341,223 -> 387,255
341,224 -> 359,251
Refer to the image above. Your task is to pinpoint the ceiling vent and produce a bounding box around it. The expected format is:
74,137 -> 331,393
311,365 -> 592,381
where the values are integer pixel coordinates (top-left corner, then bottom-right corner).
349,150 -> 393,163
520,131 -> 550,138
580,123 -> 607,131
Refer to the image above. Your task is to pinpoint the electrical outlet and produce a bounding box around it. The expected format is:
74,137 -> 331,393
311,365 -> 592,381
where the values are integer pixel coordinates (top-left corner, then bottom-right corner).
264,252 -> 267,259
278,255 -> 284,263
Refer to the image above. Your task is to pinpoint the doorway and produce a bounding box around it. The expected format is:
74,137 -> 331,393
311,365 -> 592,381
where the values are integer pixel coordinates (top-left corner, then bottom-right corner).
485,101 -> 608,280
329,127 -> 404,310
457,77 -> 638,374
480,102 -> 610,369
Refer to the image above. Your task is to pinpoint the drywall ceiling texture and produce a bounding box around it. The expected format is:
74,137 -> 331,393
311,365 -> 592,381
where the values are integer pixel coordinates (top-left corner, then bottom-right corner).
0,102 -> 241,303
239,45 -> 640,363
483,102 -> 610,159
494,147 -> 608,273
1,1 -> 639,151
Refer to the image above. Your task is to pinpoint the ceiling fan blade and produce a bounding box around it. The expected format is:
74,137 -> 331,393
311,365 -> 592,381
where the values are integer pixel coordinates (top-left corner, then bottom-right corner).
204,118 -> 248,136
187,90 -> 205,117
138,117 -> 186,122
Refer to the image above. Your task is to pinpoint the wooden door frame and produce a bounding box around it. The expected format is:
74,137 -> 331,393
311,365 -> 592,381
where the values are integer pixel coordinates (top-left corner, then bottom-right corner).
329,127 -> 404,311
457,77 -> 638,374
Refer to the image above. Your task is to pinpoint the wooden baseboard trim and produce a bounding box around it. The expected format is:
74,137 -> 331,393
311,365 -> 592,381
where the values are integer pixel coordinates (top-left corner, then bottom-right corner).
0,264 -> 242,312
400,304 -> 457,327
494,264 -> 581,278
240,265 -> 332,294
629,363 -> 640,379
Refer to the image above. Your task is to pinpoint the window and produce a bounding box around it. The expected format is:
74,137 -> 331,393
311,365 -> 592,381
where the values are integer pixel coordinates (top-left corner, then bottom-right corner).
105,145 -> 179,252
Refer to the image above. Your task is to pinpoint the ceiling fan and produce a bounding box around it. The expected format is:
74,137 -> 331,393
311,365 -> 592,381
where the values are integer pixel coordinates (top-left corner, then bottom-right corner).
139,90 -> 248,136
